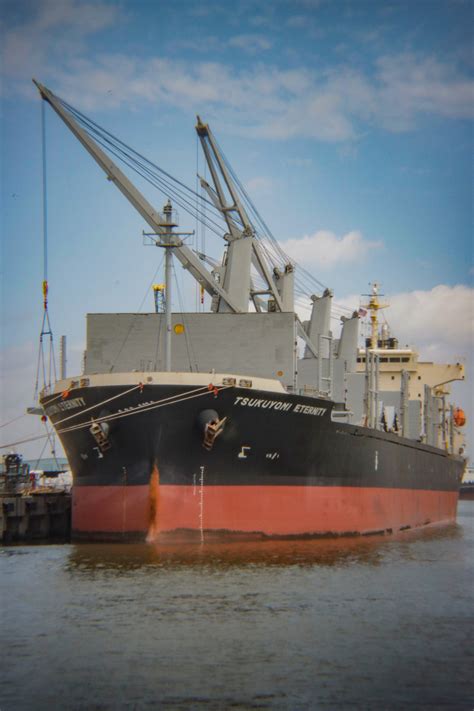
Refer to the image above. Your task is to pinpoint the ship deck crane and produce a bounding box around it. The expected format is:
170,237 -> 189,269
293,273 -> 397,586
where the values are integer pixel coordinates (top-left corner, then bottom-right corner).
32,80 -> 243,315
32,80 -> 323,365
33,81 -> 295,318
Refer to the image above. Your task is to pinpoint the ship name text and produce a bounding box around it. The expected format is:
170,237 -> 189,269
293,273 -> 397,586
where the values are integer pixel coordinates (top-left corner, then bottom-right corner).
233,396 -> 326,417
45,397 -> 86,416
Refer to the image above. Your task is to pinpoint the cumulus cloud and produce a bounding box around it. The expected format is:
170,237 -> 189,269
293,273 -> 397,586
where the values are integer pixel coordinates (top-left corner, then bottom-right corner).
1,3 -> 473,139
338,284 -> 473,361
385,284 -> 473,357
280,230 -> 382,268
1,0 -> 121,96
375,54 -> 474,130
46,54 -> 472,139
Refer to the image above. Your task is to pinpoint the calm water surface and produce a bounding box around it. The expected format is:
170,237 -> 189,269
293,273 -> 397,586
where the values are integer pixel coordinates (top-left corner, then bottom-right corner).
1,503 -> 473,710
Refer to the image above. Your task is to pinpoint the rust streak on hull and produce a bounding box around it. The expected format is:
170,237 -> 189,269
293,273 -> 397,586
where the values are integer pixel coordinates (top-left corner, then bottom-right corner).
146,464 -> 160,542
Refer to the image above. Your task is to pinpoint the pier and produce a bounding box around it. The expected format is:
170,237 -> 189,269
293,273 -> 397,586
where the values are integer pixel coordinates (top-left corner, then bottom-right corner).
1,491 -> 71,542
0,455 -> 71,542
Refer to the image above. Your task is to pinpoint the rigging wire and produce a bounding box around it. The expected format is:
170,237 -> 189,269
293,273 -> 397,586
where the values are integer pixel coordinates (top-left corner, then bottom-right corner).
52,383 -> 144,427
60,97 -> 229,237
33,432 -> 50,470
0,432 -> 51,449
34,101 -> 57,402
44,426 -> 60,470
42,100 -> 48,284
0,413 -> 28,429
57,385 -> 233,435
0,383 -> 231,451
56,94 -> 331,296
109,252 -> 165,373
172,259 -> 198,372
51,92 -> 357,313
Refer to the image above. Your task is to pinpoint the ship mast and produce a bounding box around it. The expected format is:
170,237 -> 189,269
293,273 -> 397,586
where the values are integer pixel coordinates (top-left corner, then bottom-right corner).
143,200 -> 193,372
361,283 -> 388,349
163,201 -> 174,372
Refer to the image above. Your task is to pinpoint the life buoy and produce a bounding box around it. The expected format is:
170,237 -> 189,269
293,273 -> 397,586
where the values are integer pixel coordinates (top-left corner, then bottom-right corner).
453,408 -> 466,427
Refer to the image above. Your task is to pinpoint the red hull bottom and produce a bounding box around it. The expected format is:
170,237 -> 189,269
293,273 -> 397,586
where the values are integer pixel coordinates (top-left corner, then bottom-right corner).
71,484 -> 459,540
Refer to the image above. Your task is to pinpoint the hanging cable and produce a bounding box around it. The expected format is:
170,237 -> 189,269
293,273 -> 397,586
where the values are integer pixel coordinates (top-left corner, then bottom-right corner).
34,102 -> 57,402
42,101 -> 48,285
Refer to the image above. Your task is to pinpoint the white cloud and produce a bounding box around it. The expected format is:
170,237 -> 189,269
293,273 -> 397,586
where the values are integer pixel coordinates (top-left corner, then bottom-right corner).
280,230 -> 382,268
384,284 -> 474,357
375,53 -> 474,130
1,0 -> 121,98
338,284 -> 474,361
43,53 -> 473,140
228,34 -> 272,53
1,3 -> 473,140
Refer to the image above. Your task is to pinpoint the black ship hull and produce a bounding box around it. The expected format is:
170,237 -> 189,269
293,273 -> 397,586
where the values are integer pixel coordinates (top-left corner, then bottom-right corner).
41,377 -> 464,541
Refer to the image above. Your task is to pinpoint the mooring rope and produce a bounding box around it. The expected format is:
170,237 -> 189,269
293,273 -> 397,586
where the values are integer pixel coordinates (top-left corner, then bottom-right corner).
0,383 -> 231,449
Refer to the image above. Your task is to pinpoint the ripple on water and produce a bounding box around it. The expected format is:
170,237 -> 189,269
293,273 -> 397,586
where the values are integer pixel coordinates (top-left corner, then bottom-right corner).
0,503 -> 473,710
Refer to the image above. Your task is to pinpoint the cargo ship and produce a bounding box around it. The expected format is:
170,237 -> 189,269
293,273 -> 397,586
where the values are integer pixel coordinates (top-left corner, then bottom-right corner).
34,80 -> 466,541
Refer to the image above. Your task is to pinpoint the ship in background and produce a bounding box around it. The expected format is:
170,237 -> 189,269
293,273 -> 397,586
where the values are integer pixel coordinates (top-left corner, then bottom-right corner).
33,80 -> 466,541
459,466 -> 474,500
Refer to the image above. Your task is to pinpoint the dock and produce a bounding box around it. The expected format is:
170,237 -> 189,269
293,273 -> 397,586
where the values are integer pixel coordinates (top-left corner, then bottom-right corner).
0,453 -> 72,542
1,490 -> 71,542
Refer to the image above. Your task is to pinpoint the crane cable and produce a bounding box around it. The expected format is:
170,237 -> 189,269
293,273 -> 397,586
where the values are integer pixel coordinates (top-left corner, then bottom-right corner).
30,102 -> 61,471
48,93 -> 357,320
33,101 -> 57,402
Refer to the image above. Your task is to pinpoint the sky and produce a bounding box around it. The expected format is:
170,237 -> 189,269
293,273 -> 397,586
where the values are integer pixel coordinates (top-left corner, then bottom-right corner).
1,0 -> 473,460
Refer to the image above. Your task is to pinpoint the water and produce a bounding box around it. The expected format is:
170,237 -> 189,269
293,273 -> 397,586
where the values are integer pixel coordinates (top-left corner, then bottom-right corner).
1,503 -> 473,710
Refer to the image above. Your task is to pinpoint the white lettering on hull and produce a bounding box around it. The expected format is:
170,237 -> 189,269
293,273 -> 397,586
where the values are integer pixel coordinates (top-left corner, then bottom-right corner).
45,397 -> 86,416
233,396 -> 326,417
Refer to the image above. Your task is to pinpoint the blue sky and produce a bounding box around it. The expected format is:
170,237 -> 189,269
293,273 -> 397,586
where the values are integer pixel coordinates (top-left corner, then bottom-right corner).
1,0 -> 473,458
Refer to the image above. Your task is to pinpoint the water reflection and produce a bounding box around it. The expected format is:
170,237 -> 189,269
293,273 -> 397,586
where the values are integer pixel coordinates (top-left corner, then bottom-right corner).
66,520 -> 461,574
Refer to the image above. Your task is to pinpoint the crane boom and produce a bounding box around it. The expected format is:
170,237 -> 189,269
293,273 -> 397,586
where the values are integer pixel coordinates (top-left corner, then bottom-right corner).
33,79 -> 243,313
196,117 -> 287,312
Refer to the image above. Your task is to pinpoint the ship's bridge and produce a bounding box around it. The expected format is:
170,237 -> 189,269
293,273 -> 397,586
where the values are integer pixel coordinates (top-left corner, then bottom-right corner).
356,348 -> 416,369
